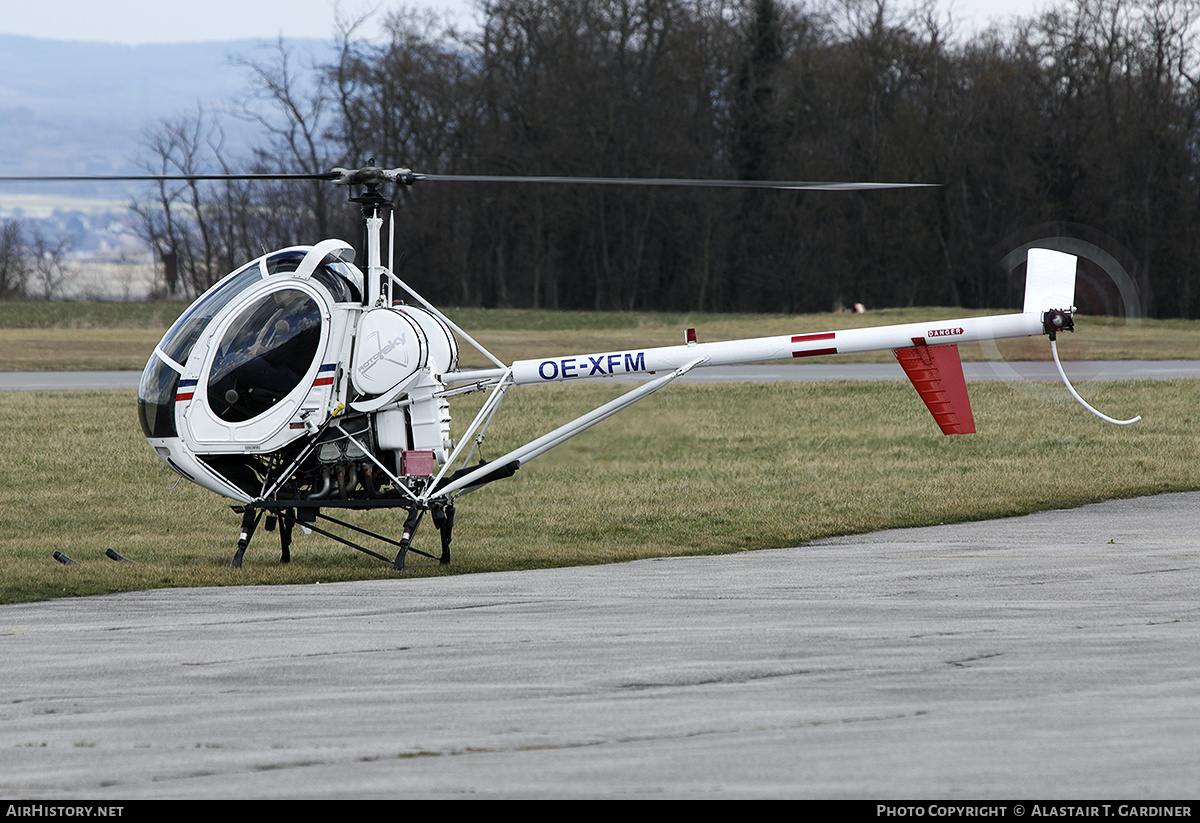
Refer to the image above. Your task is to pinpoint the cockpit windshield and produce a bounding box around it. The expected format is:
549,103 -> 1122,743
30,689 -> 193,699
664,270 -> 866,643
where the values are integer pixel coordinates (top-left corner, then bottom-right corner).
206,288 -> 323,422
161,262 -> 264,368
137,260 -> 265,438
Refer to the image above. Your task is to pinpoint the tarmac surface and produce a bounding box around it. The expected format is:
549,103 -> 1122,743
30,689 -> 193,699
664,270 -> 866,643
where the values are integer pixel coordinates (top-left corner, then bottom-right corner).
2,492 -> 1198,799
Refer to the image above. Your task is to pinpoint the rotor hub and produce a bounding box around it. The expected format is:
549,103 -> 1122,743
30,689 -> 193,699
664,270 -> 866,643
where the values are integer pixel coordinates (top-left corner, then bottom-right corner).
330,164 -> 417,188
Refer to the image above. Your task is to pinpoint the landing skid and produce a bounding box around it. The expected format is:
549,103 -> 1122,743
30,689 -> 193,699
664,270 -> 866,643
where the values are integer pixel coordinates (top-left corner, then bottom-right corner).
230,501 -> 455,571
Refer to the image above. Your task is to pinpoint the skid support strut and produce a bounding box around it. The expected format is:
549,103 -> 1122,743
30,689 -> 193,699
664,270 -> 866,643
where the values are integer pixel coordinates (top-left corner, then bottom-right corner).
231,506 -> 297,567
393,505 -> 425,571
431,502 -> 455,565
261,508 -> 296,563
229,502 -> 448,569
231,507 -> 262,569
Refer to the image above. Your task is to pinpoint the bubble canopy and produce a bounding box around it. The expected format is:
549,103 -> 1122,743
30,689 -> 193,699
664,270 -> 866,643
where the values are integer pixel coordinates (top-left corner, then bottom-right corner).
137,247 -> 360,440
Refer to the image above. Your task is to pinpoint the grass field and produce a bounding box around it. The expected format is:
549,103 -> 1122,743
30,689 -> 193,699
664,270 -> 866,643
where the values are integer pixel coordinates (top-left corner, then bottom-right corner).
1,299 -> 1196,604
1,377 -> 1194,603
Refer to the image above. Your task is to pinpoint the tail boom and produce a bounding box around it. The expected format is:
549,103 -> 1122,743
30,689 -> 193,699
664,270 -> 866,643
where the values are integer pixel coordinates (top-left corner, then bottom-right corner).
483,311 -> 1045,387
445,249 -> 1077,396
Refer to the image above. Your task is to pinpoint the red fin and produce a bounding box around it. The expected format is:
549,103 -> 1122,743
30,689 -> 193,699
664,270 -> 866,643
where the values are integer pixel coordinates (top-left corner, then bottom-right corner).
894,340 -> 976,435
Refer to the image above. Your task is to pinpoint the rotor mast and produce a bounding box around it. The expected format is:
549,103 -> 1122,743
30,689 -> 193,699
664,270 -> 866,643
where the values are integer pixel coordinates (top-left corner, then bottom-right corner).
334,161 -> 418,306
349,174 -> 391,306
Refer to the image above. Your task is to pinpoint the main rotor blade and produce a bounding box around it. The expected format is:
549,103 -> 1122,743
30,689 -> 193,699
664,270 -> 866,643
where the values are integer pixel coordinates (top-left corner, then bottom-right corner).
415,174 -> 937,191
0,173 -> 340,183
0,169 -> 937,190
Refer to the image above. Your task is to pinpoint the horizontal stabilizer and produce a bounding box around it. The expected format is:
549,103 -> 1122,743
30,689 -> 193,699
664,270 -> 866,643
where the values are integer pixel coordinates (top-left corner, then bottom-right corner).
1023,248 -> 1077,313
894,342 -> 976,435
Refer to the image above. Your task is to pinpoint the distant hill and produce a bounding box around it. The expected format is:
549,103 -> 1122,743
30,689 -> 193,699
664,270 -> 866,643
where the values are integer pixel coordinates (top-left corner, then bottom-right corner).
0,34 -> 337,298
0,34 -> 334,197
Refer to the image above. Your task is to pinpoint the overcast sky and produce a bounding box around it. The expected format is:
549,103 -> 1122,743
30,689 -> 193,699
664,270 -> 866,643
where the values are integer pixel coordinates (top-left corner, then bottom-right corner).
4,1 -> 470,43
4,0 -> 1049,45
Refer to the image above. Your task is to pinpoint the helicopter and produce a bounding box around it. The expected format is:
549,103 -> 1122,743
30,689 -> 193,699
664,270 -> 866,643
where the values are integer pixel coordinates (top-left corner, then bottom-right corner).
5,164 -> 1138,569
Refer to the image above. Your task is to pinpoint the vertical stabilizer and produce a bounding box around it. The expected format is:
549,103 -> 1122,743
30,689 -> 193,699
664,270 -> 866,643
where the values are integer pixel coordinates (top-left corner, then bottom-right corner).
894,342 -> 976,435
1023,249 -> 1077,313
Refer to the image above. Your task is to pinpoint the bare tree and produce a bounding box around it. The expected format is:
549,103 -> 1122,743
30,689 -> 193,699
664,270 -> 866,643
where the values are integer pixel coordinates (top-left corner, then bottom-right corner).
131,109 -> 226,297
231,38 -> 342,239
26,227 -> 73,300
118,0 -> 1200,316
0,219 -> 27,298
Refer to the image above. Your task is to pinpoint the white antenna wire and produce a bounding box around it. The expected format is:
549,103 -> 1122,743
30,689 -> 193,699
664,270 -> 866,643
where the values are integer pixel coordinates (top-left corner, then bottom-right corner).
1050,339 -> 1141,425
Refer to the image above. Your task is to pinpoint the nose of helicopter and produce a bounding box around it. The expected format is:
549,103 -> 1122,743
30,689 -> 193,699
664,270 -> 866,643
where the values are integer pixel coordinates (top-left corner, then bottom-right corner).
143,435 -> 254,503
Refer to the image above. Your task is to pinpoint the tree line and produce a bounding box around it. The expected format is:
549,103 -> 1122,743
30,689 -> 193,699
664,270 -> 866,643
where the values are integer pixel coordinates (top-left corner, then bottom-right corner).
126,0 -> 1200,317
0,219 -> 74,300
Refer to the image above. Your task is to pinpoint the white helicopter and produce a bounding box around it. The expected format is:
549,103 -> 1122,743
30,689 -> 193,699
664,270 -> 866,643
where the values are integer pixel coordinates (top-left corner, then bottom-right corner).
10,164 -> 1138,568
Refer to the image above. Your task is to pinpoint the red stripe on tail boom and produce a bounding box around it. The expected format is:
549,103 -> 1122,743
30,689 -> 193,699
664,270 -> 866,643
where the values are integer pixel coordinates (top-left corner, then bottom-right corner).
791,332 -> 837,358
